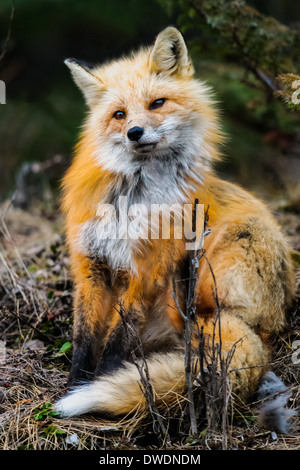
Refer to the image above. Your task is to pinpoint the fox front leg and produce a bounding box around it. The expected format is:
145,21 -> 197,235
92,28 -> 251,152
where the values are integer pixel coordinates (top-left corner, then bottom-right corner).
94,307 -> 143,377
94,278 -> 148,377
67,263 -> 114,387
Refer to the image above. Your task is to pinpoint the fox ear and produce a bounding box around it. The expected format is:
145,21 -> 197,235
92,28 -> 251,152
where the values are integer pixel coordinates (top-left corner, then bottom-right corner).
149,27 -> 194,77
64,58 -> 103,106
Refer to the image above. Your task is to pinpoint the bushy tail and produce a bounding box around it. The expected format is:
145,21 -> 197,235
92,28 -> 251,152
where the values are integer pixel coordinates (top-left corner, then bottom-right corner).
54,351 -> 186,418
54,313 -> 295,434
53,313 -> 271,420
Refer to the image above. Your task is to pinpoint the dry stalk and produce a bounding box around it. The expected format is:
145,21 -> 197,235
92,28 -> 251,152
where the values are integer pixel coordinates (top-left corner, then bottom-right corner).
172,200 -> 209,435
194,252 -> 240,449
172,202 -> 239,448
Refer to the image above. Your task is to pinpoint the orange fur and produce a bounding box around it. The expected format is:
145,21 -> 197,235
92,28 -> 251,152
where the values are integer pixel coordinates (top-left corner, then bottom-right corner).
55,27 -> 295,419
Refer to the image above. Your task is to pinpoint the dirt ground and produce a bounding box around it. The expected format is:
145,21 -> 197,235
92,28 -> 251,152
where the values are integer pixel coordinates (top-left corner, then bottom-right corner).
0,197 -> 299,450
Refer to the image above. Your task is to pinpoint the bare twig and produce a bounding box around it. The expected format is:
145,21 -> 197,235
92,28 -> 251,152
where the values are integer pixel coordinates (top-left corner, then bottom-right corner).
183,199 -> 202,435
170,203 -> 239,449
1,307 -> 54,344
172,199 -> 209,435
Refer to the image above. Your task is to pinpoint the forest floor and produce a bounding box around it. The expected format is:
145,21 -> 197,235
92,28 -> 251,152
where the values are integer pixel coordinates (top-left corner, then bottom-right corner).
0,193 -> 299,450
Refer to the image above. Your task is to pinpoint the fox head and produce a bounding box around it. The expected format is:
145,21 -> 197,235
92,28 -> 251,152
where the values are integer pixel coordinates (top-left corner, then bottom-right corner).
65,27 -> 221,181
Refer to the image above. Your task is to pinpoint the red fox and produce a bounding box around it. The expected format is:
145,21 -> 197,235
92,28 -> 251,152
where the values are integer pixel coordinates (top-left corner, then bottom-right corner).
54,27 -> 295,430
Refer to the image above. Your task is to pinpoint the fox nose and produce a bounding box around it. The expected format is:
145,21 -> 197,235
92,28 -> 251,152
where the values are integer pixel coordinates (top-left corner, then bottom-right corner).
127,126 -> 144,142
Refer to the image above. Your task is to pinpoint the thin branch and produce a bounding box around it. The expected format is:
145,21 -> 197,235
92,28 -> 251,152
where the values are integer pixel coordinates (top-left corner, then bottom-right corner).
188,0 -> 280,95
1,307 -> 54,344
172,199 -> 209,435
171,277 -> 187,321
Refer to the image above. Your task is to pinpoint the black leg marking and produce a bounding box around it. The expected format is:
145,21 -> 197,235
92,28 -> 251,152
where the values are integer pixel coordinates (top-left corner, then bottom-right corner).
95,311 -> 140,377
67,301 -> 104,387
67,340 -> 96,387
95,321 -> 131,376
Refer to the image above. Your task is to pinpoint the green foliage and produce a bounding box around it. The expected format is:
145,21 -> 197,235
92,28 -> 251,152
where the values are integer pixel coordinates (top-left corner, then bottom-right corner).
33,402 -> 58,421
53,340 -> 72,358
42,425 -> 66,437
159,0 -> 300,83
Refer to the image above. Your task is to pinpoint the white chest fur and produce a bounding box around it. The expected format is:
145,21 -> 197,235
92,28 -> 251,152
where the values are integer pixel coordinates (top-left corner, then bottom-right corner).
77,160 -> 194,272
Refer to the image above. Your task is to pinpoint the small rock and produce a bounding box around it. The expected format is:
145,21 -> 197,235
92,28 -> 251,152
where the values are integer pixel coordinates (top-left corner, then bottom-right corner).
23,340 -> 45,350
65,433 -> 79,446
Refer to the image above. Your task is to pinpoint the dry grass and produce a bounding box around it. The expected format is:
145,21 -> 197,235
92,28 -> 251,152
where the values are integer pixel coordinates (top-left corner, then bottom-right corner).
0,202 -> 299,450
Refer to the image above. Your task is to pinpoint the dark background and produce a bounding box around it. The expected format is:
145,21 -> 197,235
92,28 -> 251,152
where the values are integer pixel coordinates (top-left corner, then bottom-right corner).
0,0 -> 299,203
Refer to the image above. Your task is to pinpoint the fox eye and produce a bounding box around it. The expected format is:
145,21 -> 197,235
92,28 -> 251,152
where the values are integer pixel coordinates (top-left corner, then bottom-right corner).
149,98 -> 166,110
113,110 -> 126,120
